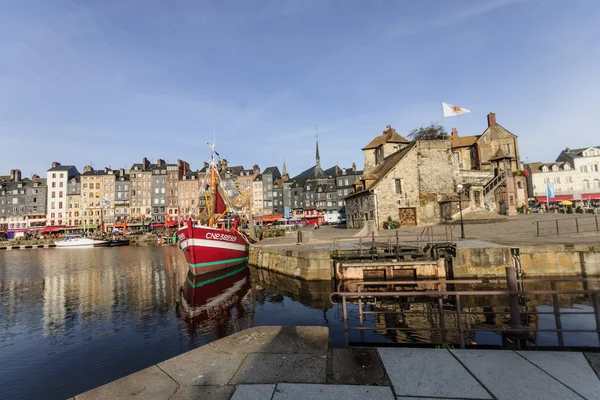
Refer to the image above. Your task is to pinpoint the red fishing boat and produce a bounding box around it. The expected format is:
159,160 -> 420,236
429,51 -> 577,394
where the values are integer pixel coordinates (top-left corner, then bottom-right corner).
177,144 -> 252,275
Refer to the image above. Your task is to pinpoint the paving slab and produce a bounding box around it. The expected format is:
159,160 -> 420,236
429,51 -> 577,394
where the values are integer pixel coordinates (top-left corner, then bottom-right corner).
209,326 -> 328,355
170,385 -> 234,400
231,384 -> 276,400
157,344 -> 247,386
231,353 -> 326,384
378,348 -> 491,399
585,352 -> 600,379
452,349 -> 583,400
272,383 -> 395,400
518,351 -> 600,400
74,366 -> 177,400
332,348 -> 385,384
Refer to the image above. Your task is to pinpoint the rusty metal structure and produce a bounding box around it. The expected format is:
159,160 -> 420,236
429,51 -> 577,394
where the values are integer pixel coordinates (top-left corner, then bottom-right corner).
330,267 -> 600,349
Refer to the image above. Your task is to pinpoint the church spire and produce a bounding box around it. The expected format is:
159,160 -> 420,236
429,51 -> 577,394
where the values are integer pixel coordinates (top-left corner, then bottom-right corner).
315,125 -> 320,169
282,160 -> 288,178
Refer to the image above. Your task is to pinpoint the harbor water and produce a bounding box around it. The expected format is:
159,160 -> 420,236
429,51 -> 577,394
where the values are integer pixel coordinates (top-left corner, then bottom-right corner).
1,246 -> 598,399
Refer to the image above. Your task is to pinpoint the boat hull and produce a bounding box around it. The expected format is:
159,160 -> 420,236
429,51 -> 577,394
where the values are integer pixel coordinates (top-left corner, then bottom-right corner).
93,239 -> 130,247
56,238 -> 108,248
177,223 -> 249,275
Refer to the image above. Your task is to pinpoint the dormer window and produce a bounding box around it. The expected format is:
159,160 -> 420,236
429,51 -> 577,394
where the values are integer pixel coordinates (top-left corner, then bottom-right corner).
564,164 -> 570,171
552,165 -> 558,172
542,166 -> 549,172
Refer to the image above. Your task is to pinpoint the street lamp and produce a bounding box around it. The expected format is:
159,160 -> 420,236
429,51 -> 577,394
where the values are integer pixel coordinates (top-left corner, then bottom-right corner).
457,183 -> 465,240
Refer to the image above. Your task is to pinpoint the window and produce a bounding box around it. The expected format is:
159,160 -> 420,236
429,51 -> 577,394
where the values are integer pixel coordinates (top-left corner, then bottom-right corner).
394,179 -> 403,194
581,166 -> 588,173
564,164 -> 571,171
60,173 -> 64,178
594,179 -> 600,189
59,191 -> 63,197
594,165 -> 599,172
52,182 -> 56,188
552,165 -> 558,172
542,166 -> 549,172
583,180 -> 590,190
554,177 -> 560,184
543,177 -> 550,183
52,192 -> 56,198
503,144 -> 510,154
52,173 -> 56,178
59,182 -> 63,187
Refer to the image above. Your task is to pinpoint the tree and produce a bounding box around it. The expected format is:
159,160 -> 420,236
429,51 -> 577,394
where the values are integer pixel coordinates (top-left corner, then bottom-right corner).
408,123 -> 447,140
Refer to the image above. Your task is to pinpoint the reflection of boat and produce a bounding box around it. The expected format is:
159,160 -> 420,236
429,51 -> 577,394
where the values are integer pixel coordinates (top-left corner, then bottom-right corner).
177,143 -> 251,276
93,239 -> 130,247
178,264 -> 252,338
55,235 -> 108,248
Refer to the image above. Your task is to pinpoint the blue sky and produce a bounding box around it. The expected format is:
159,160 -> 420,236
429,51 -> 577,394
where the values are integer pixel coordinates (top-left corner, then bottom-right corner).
1,0 -> 599,177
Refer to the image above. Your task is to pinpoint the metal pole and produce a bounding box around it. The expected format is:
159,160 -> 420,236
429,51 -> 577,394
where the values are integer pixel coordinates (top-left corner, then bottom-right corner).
458,194 -> 465,239
596,216 -> 599,232
506,267 -> 523,331
438,295 -> 447,343
556,219 -> 559,235
551,281 -> 564,347
536,221 -> 540,237
576,218 -> 579,233
456,294 -> 465,348
358,288 -> 365,343
342,296 -> 349,347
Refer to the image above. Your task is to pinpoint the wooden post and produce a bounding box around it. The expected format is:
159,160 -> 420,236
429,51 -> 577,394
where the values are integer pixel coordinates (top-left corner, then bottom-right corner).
556,219 -> 560,235
551,281 -> 564,347
596,216 -> 599,232
576,218 -> 579,233
536,221 -> 540,237
456,295 -> 465,349
506,266 -> 523,332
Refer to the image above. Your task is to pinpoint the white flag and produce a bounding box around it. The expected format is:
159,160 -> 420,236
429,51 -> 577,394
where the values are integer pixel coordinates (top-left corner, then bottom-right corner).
442,102 -> 471,117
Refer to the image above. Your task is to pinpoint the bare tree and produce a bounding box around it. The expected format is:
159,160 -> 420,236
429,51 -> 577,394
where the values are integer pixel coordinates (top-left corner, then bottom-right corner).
408,123 -> 447,140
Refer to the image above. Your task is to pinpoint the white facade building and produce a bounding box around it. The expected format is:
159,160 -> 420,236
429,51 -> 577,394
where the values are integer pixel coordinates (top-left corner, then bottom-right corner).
46,162 -> 79,226
526,146 -> 600,203
252,175 -> 264,216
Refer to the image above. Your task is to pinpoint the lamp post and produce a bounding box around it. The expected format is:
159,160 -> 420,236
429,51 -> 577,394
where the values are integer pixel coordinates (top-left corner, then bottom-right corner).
457,183 -> 465,239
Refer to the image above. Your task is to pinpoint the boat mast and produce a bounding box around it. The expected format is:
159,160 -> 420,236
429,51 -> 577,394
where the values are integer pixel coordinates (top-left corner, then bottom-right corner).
208,138 -> 217,227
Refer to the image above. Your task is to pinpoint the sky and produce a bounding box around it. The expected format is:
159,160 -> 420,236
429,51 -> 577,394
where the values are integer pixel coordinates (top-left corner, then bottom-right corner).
1,0 -> 599,178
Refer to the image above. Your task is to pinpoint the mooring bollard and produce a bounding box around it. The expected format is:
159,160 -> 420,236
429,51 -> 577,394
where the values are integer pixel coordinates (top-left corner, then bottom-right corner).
297,230 -> 302,244
505,266 -> 523,331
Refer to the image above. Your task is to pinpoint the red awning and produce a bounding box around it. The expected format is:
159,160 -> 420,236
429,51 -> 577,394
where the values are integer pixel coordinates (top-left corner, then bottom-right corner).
536,193 -> 600,202
259,215 -> 284,223
535,195 -> 573,203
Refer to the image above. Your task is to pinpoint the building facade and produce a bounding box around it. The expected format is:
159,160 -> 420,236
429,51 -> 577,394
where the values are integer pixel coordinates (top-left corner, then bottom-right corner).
178,171 -> 199,217
129,158 -> 152,221
0,170 -> 47,234
526,146 -> 600,204
46,162 -> 79,226
115,169 -> 130,223
252,175 -> 264,216
81,166 -> 116,231
151,160 -> 167,223
66,175 -> 82,227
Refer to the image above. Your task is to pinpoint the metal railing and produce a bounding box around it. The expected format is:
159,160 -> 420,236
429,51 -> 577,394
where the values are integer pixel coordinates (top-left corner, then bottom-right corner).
535,215 -> 600,236
483,171 -> 508,196
330,268 -> 600,349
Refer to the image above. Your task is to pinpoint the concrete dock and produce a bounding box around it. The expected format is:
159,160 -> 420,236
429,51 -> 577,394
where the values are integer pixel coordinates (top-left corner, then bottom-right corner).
75,326 -> 600,400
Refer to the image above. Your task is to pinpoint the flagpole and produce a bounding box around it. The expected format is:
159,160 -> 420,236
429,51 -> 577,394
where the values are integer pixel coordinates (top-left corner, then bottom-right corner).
546,182 -> 550,212
440,102 -> 445,132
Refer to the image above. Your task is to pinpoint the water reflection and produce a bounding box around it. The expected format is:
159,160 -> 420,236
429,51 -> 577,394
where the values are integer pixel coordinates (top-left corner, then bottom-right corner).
342,280 -> 600,348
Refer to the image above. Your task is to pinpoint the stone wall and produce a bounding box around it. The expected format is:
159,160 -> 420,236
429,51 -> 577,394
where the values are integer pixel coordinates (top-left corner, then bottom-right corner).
363,149 -> 377,175
345,192 -> 376,229
249,246 -> 333,280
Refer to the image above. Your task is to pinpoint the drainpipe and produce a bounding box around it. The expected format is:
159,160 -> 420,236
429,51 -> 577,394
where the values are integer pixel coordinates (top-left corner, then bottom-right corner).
370,189 -> 379,229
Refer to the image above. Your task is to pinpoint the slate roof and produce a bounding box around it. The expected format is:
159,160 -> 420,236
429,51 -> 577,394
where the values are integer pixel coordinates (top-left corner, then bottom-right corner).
262,166 -> 281,176
47,165 -> 77,172
253,174 -> 263,182
450,135 -> 480,149
362,126 -> 410,150
346,142 -> 416,199
556,146 -> 600,162
526,161 -> 572,173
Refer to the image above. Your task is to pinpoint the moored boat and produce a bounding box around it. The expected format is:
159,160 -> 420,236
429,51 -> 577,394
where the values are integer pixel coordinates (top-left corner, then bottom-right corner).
177,142 -> 252,275
55,235 -> 108,248
92,239 -> 130,247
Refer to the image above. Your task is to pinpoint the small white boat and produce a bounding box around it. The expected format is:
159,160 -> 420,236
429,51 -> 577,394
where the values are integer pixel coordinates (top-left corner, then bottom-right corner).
55,235 -> 108,248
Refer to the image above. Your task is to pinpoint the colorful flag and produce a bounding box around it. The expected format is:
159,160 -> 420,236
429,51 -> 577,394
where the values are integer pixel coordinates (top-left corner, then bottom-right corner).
546,182 -> 555,199
442,102 -> 471,118
103,197 -> 111,207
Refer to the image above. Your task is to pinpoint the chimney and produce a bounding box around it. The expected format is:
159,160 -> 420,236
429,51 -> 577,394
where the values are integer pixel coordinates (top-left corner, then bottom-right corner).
52,161 -> 61,168
14,169 -> 21,182
104,167 -> 109,174
352,162 -> 357,172
32,174 -> 39,181
9,169 -> 15,181
566,147 -> 571,153
142,157 -> 149,170
253,165 -> 260,174
335,165 -> 340,175
119,168 -> 125,177
84,165 -> 93,173
487,112 -> 497,127
157,159 -> 165,167
451,127 -> 458,137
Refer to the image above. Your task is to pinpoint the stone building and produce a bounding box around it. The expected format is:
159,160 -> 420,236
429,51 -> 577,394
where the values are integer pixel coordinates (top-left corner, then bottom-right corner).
46,162 -> 79,226
252,175 -> 264,216
237,165 -> 260,212
261,167 -> 282,215
0,170 -> 47,234
129,158 -> 152,221
166,159 -> 189,222
115,169 -> 130,223
81,166 -> 116,231
345,140 -> 459,228
151,160 -> 167,224
66,175 -> 82,227
450,112 -> 528,215
178,170 -> 199,217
